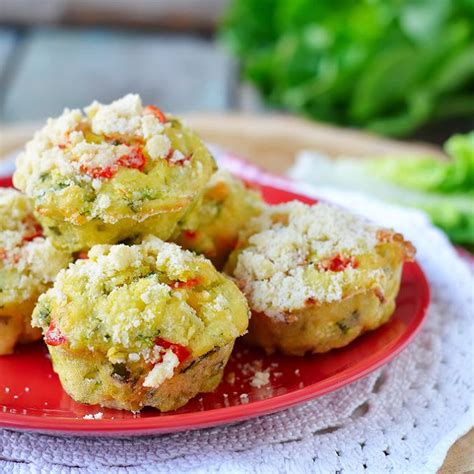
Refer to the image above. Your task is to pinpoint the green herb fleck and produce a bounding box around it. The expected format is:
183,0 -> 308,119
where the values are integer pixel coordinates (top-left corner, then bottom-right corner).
111,363 -> 131,382
336,321 -> 350,334
36,304 -> 51,326
48,226 -> 62,236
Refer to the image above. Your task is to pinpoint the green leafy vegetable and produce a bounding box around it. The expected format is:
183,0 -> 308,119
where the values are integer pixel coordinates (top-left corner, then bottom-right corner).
221,0 -> 474,136
368,132 -> 474,192
290,132 -> 474,244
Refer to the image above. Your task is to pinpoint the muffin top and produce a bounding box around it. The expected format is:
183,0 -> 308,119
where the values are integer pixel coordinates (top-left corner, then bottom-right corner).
226,201 -> 415,320
0,189 -> 72,306
14,94 -> 216,225
33,236 -> 249,361
174,169 -> 264,265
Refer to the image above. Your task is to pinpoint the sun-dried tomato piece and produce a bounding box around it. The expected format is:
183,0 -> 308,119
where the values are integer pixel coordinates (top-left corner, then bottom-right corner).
164,148 -> 192,166
319,255 -> 358,272
183,229 -> 198,239
144,105 -> 167,123
171,278 -> 201,289
44,321 -> 67,346
79,146 -> 146,179
22,221 -> 44,242
117,146 -> 146,171
79,164 -> 116,179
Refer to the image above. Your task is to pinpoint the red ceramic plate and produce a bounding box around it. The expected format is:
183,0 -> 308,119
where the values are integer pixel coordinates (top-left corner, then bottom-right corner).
0,175 -> 430,436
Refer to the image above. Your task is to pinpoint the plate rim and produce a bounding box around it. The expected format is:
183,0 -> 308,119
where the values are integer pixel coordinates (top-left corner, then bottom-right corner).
0,177 -> 430,436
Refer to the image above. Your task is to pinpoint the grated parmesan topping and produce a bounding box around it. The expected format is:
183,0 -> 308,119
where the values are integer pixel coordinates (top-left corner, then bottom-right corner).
83,412 -> 103,420
231,201 -> 390,319
250,370 -> 270,388
0,188 -> 32,228
151,237 -> 197,280
0,189 -> 72,305
33,235 -> 249,357
70,141 -> 132,170
69,235 -> 205,294
146,134 -> 171,161
14,94 -> 172,196
85,94 -> 165,139
142,349 -> 179,388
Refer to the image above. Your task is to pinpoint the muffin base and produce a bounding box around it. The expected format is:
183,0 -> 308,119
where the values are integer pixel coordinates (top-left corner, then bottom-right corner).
244,264 -> 403,356
49,342 -> 235,412
0,298 -> 42,355
39,209 -> 191,252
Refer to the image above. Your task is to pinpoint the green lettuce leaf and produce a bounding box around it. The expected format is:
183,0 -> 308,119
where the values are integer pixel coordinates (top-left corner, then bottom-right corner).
367,132 -> 474,192
289,132 -> 474,244
221,0 -> 474,136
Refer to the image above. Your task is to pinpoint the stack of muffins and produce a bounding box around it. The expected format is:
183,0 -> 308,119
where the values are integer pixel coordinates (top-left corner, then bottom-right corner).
0,94 -> 414,412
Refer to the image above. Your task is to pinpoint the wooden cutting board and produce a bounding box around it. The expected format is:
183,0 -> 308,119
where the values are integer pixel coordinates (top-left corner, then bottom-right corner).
0,114 -> 471,473
0,113 -> 445,169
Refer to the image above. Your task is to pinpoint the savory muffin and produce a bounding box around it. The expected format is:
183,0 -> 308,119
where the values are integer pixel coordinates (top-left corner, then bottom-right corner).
14,94 -> 216,252
173,170 -> 264,268
0,189 -> 72,355
226,201 -> 415,356
32,236 -> 249,412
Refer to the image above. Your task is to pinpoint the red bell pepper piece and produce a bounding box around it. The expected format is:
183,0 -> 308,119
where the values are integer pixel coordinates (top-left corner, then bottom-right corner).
44,321 -> 67,346
154,337 -> 190,364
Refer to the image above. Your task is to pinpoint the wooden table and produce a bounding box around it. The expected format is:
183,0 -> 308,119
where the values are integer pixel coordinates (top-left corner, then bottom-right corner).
0,115 -> 472,473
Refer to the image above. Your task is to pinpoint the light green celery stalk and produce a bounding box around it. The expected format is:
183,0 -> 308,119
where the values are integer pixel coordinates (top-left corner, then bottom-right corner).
290,132 -> 474,244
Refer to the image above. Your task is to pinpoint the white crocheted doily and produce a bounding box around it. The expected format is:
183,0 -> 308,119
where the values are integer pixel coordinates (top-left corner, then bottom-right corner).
1,155 -> 473,473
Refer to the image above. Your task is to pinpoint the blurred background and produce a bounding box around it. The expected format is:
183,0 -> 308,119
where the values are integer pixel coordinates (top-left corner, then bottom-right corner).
0,0 -> 473,142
